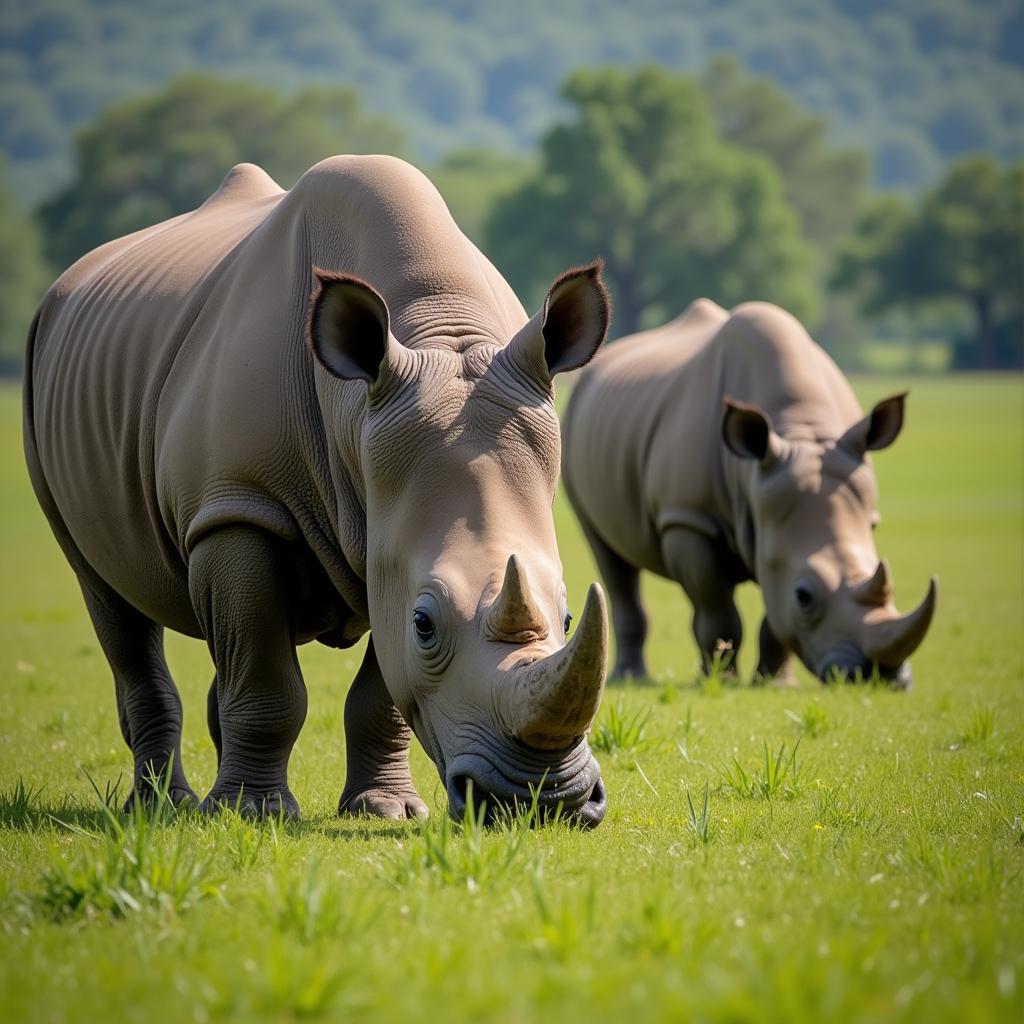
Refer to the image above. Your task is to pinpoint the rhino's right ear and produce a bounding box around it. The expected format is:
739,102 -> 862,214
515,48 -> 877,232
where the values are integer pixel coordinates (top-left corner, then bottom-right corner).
502,261 -> 611,386
722,397 -> 783,467
308,270 -> 399,385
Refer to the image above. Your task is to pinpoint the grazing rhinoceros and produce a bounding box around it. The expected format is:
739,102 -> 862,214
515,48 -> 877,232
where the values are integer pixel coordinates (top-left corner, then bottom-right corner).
25,155 -> 612,825
562,299 -> 937,687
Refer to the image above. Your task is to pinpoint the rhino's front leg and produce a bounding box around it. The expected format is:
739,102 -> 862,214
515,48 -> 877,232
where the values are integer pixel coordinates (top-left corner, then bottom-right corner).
339,639 -> 428,820
662,528 -> 743,675
189,526 -> 307,820
754,616 -> 795,686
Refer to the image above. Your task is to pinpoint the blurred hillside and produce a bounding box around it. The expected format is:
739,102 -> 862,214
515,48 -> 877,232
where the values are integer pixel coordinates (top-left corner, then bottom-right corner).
2,0 -> 1022,205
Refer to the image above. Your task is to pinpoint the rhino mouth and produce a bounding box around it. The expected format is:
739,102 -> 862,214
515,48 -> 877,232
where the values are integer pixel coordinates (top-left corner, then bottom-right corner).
445,744 -> 607,829
818,654 -> 913,690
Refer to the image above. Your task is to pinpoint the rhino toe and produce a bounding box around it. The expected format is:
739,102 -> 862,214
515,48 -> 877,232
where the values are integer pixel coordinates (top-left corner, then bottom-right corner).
339,787 -> 429,821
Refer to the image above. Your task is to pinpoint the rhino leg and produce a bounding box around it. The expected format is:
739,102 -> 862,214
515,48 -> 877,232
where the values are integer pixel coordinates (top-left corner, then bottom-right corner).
339,639 -> 428,820
189,526 -> 307,820
206,675 -> 222,767
579,520 -> 648,680
662,528 -> 743,676
80,576 -> 197,809
754,617 -> 795,686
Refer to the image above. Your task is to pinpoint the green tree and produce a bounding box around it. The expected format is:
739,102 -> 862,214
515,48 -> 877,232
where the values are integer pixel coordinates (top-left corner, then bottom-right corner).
834,156 -> 1024,369
37,74 -> 405,271
701,57 -> 869,254
0,160 -> 50,371
427,149 -> 533,246
485,66 -> 816,337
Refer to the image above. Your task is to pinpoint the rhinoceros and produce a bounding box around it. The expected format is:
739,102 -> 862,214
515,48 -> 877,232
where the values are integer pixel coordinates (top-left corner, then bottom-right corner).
24,155 -> 612,825
562,299 -> 937,687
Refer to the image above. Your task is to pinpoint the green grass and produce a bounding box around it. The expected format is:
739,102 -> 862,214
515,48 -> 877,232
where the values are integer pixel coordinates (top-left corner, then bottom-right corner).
1,375 -> 1022,1022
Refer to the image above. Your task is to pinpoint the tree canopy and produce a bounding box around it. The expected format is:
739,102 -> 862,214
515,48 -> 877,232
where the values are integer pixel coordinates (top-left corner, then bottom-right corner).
486,66 -> 817,338
37,74 -> 405,271
834,156 -> 1024,368
1,0 -> 1021,205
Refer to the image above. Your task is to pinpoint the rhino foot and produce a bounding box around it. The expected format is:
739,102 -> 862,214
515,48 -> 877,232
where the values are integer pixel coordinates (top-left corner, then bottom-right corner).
339,786 -> 429,821
199,787 -> 300,821
122,784 -> 198,814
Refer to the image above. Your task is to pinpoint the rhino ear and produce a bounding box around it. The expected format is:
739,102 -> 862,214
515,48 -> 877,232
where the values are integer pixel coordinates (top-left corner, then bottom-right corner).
503,261 -> 611,384
722,397 -> 782,467
841,392 -> 907,455
308,270 -> 398,384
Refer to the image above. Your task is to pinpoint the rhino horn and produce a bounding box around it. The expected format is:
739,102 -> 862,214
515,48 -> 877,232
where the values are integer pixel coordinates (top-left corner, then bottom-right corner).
862,577 -> 938,667
853,559 -> 894,607
499,583 -> 608,750
486,555 -> 549,641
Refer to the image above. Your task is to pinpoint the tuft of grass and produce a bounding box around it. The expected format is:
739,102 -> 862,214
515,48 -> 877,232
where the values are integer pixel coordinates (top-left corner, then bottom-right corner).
591,698 -> 653,754
262,858 -> 376,945
785,701 -> 832,737
0,777 -> 45,827
27,766 -> 219,922
683,780 -> 714,844
813,784 -> 875,831
957,706 -> 996,746
390,784 -> 542,890
528,869 -> 595,962
719,739 -> 806,800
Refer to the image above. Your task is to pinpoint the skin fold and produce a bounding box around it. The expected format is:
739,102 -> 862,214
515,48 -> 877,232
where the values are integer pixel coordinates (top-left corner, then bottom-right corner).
24,155 -> 612,824
562,299 -> 936,687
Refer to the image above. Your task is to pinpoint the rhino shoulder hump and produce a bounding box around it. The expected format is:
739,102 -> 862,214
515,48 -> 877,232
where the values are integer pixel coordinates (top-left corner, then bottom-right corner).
200,163 -> 283,209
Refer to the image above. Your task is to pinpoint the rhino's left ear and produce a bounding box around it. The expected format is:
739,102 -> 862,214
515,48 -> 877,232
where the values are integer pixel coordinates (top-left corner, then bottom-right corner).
722,397 -> 783,467
308,269 -> 403,386
840,392 -> 908,456
502,261 -> 611,385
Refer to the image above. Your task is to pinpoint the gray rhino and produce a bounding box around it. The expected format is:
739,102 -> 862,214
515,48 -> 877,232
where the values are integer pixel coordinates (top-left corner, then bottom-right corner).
562,299 -> 936,686
25,155 -> 612,826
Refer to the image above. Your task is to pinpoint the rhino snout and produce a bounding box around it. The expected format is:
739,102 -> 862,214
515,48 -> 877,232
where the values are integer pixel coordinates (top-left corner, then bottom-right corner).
445,743 -> 607,828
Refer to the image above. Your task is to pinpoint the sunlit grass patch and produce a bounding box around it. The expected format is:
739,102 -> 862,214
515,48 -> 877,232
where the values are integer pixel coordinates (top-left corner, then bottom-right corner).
591,697 -> 653,754
718,739 -> 807,800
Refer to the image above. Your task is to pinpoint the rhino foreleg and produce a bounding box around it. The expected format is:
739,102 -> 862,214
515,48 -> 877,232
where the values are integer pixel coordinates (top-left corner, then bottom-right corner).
189,526 -> 307,820
80,576 -> 197,809
754,617 -> 795,686
206,675 -> 222,767
662,528 -> 743,677
339,639 -> 428,820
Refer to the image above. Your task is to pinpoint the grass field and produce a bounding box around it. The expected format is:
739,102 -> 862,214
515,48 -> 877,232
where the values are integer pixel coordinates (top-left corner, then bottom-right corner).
1,376 -> 1022,1023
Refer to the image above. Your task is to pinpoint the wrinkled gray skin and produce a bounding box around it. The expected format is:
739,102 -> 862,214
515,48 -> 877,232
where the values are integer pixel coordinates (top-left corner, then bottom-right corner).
24,156 -> 612,825
563,299 -> 937,687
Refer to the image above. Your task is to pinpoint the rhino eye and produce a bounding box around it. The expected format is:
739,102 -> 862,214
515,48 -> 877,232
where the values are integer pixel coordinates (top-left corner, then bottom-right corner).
795,584 -> 815,610
563,611 -> 573,635
413,609 -> 436,646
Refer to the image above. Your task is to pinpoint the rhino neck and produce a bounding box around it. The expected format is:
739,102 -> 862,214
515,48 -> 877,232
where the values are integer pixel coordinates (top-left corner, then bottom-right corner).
720,456 -> 760,579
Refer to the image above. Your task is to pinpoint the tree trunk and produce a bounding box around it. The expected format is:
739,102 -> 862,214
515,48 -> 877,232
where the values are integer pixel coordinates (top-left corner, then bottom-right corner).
974,292 -> 995,370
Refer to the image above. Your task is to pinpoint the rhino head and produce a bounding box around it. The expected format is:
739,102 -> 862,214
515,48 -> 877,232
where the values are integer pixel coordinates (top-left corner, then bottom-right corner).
723,393 -> 937,688
309,264 -> 611,825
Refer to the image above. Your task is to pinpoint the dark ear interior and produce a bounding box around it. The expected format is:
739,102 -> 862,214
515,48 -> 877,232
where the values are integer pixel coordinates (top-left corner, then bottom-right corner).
864,392 -> 907,451
541,261 -> 611,375
722,398 -> 773,461
308,271 -> 391,383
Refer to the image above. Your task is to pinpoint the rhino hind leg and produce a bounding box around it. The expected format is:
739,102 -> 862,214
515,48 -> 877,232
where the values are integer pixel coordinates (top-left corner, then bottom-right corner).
339,639 -> 428,820
577,520 -> 648,680
753,617 -> 795,687
188,526 -> 307,820
80,577 -> 197,810
661,528 -> 743,677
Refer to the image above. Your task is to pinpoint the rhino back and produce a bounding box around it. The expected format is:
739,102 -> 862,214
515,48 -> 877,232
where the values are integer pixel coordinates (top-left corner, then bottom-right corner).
563,299 -> 730,574
29,156 -> 526,639
564,300 -> 865,576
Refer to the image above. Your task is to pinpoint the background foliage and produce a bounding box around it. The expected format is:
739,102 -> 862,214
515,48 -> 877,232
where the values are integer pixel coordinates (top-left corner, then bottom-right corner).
1,0 -> 1022,204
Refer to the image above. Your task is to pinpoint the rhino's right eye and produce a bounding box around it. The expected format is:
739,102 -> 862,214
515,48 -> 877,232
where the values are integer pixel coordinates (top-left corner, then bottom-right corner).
413,609 -> 436,646
795,584 -> 814,610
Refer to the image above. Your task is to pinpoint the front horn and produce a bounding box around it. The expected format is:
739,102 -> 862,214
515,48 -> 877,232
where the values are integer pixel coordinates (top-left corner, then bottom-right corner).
862,577 -> 938,667
498,583 -> 608,750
